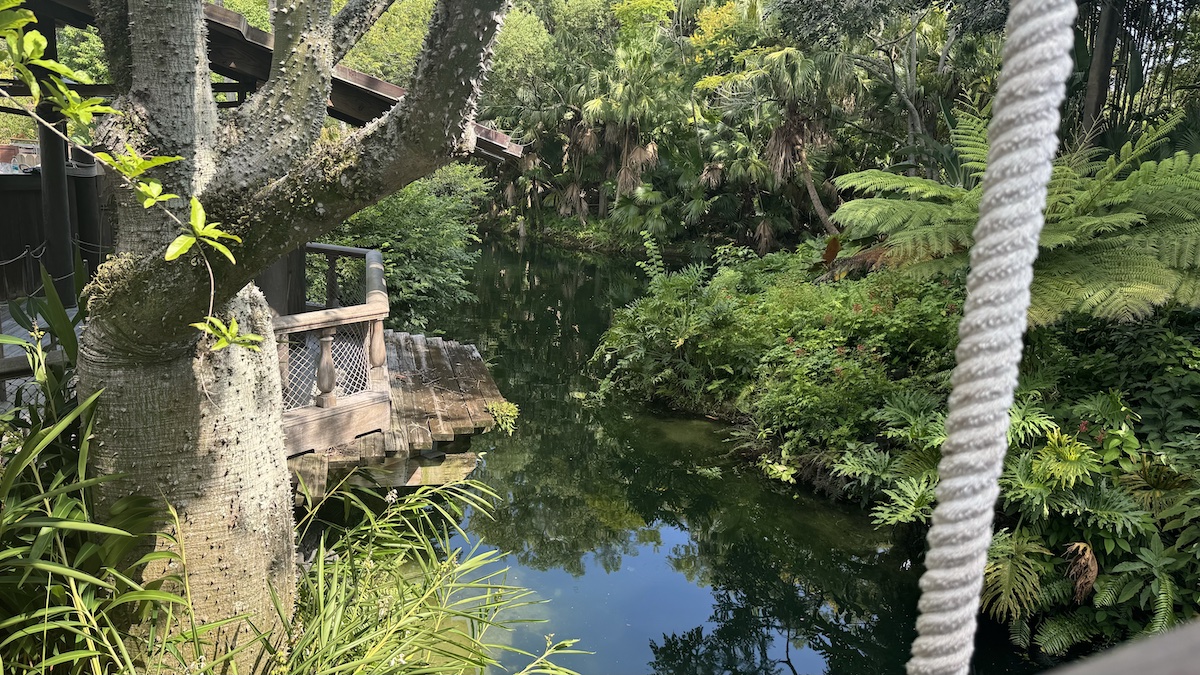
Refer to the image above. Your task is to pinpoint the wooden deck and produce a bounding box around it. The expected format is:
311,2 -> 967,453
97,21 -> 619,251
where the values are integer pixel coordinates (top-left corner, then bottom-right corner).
286,329 -> 507,499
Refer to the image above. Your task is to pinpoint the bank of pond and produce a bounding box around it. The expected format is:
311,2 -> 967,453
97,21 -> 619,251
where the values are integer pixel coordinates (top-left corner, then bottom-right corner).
434,240 -> 1073,673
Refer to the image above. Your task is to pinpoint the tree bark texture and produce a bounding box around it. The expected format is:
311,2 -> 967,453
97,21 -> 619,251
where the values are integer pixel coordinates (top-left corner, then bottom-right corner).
797,140 -> 838,235
77,0 -> 509,672
1083,0 -> 1122,134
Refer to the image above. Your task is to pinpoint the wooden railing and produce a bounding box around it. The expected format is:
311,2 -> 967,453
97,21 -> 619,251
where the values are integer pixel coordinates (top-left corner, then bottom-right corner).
274,244 -> 391,456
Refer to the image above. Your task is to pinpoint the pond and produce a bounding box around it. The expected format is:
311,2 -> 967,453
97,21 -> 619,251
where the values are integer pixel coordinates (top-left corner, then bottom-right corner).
434,240 -> 1045,675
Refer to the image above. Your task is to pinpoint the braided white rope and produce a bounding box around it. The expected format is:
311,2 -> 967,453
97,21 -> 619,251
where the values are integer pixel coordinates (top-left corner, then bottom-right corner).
906,0 -> 1077,673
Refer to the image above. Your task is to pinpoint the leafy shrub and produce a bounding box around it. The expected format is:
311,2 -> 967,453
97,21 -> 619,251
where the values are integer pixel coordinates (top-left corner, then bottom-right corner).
330,164 -> 495,330
594,238 -> 1200,657
0,291 -> 579,674
593,243 -> 963,469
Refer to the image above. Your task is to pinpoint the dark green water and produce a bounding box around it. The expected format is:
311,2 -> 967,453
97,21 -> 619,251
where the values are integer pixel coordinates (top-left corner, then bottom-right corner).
439,241 -> 1041,675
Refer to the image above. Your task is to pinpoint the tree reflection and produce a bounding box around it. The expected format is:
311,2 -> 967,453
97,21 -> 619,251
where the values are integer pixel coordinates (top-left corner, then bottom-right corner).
440,242 -> 1036,675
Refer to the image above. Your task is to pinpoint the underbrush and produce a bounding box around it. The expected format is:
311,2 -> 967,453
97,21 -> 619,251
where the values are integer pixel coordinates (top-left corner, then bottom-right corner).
0,294 -> 579,675
593,242 -> 1200,659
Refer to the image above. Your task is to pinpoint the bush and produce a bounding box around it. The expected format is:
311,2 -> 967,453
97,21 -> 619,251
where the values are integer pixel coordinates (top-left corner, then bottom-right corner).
593,242 -> 1200,657
593,242 -> 963,476
330,163 -> 495,330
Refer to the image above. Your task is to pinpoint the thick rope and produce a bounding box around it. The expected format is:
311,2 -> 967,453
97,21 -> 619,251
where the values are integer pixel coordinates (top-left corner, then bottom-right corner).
906,1 -> 1077,673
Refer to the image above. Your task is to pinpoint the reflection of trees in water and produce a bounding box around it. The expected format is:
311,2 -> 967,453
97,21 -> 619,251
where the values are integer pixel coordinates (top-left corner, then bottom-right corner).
443,242 -> 1032,675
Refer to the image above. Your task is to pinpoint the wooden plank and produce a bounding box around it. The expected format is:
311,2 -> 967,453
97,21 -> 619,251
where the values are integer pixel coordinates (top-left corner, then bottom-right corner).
468,343 -> 506,406
445,340 -> 494,432
282,390 -> 389,456
409,334 -> 455,442
425,336 -> 476,435
383,331 -> 410,456
272,301 -> 387,334
287,452 -> 328,505
395,333 -> 434,451
404,453 -> 479,487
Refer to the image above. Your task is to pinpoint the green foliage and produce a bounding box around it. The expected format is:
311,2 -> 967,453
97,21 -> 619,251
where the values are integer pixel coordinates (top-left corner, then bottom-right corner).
0,297 -> 580,675
285,481 -> 583,675
595,238 -> 1200,654
982,529 -> 1053,623
331,164 -> 494,330
835,108 -> 1200,326
486,400 -> 521,436
594,247 -> 963,462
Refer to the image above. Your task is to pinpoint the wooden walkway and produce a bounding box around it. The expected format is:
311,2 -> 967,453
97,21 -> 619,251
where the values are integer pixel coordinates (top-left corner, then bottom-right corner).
287,330 -> 508,499
384,330 -> 506,454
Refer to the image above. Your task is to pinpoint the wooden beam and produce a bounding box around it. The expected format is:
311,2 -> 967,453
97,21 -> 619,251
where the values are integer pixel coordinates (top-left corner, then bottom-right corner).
282,389 -> 389,456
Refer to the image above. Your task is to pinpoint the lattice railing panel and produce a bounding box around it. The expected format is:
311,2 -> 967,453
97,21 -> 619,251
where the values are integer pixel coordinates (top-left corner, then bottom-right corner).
280,321 -> 371,411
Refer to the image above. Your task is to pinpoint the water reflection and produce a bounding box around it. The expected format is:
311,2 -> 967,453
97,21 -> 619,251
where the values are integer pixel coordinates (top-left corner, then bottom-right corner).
436,241 -> 1037,675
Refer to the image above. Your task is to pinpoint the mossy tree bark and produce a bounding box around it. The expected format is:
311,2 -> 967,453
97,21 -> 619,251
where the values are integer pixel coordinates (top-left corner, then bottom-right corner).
78,0 -> 509,671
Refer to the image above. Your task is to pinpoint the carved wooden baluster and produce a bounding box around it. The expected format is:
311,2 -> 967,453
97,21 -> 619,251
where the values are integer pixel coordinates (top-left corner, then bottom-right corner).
315,327 -> 337,407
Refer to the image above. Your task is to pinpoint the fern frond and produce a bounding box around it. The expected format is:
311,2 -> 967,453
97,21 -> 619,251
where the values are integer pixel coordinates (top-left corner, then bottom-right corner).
1039,576 -> 1075,607
832,198 -> 955,239
833,169 -> 969,201
1009,619 -> 1032,650
949,106 -> 990,178
1034,610 -> 1101,655
1092,572 -> 1132,607
1145,575 -> 1177,635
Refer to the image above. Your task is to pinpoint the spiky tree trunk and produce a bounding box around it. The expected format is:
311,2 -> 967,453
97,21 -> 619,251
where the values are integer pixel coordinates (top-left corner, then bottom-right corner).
79,0 -> 507,671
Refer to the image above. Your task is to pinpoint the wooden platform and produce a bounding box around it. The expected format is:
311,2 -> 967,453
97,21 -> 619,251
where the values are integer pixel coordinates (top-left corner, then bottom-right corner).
287,330 -> 507,499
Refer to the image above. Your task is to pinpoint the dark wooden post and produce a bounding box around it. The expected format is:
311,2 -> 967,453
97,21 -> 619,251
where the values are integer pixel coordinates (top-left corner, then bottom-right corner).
34,20 -> 75,306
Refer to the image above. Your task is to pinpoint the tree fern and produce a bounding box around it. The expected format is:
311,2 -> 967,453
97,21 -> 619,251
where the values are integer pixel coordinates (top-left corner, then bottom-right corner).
833,109 -> 1200,325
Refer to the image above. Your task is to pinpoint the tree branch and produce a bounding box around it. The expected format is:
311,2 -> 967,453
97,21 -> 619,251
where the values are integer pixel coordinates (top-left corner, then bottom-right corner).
331,0 -> 398,64
89,0 -> 132,93
87,0 -> 510,352
216,0 -> 333,193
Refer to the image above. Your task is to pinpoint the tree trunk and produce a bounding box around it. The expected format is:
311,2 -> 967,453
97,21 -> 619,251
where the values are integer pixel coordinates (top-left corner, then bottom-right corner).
1083,0 -> 1122,135
797,141 -> 838,236
73,0 -> 508,673
78,286 -> 294,670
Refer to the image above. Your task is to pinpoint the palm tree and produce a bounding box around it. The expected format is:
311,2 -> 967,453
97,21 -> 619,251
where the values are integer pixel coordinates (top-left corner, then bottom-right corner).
711,46 -> 862,239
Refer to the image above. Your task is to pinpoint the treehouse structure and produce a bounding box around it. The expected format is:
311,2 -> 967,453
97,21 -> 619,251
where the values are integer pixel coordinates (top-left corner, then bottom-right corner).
1,0 -> 519,491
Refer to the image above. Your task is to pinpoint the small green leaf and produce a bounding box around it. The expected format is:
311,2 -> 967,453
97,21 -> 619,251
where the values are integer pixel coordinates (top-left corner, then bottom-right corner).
165,234 -> 196,261
189,197 -> 206,233
202,238 -> 237,264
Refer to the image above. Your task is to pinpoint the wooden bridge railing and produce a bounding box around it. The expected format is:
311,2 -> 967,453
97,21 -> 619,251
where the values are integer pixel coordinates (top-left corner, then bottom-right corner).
273,244 -> 391,456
